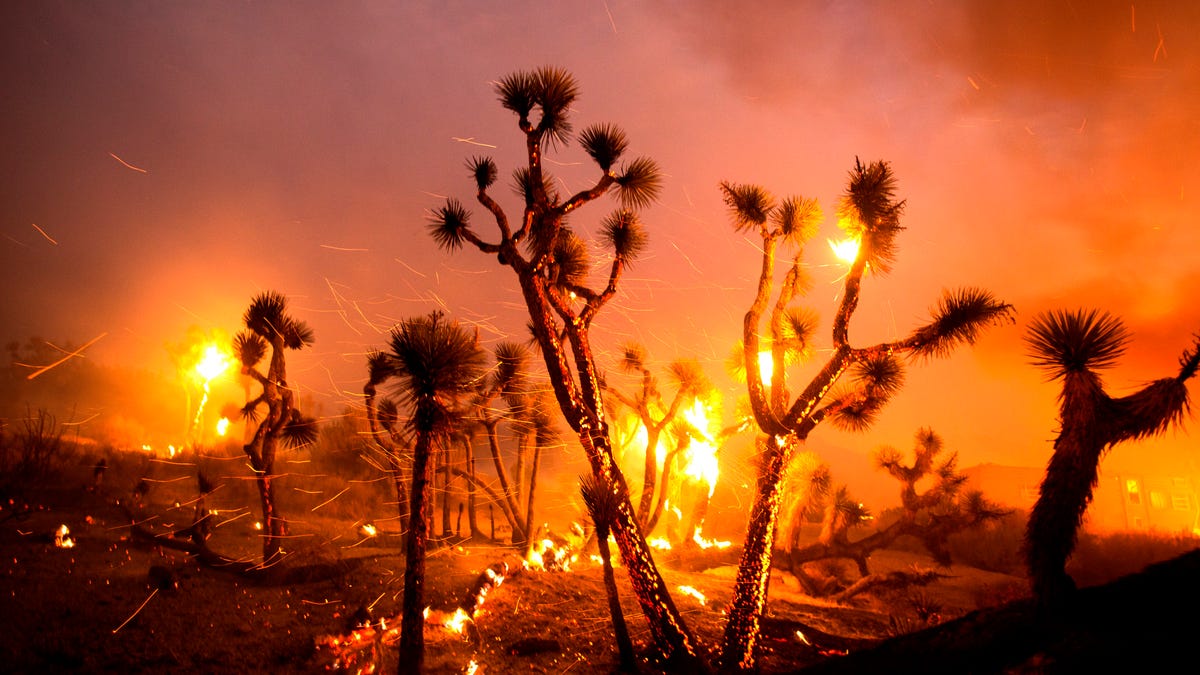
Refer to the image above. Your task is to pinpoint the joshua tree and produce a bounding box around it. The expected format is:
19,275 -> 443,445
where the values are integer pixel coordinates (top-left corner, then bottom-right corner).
783,428 -> 1009,597
364,350 -> 411,537
1023,309 -> 1200,611
233,291 -> 318,564
603,344 -> 713,530
426,66 -> 703,666
376,311 -> 487,673
719,162 -> 1014,671
580,473 -> 638,673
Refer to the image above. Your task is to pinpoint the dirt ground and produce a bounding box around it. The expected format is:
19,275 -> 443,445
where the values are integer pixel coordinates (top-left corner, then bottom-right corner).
0,474 -> 1027,674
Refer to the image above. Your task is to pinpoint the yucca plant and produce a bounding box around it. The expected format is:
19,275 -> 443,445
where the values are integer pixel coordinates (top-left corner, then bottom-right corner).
234,291 -> 317,564
377,311 -> 486,674
426,66 -> 702,668
1023,309 -> 1200,612
719,161 -> 1014,672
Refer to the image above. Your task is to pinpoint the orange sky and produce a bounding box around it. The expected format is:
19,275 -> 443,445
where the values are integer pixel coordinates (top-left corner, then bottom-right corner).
3,1 -> 1199,500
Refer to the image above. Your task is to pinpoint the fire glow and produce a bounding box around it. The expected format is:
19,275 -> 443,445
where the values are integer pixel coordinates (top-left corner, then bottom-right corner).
828,237 -> 860,264
54,524 -> 75,548
680,399 -> 720,498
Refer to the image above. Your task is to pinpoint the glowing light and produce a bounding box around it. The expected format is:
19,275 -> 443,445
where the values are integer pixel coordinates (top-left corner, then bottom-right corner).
215,417 -> 230,437
647,536 -> 673,551
465,660 -> 479,675
525,538 -> 575,571
195,343 -> 233,382
757,351 -> 774,385
443,607 -> 471,633
677,585 -> 707,605
692,526 -> 732,550
360,523 -> 377,537
828,237 -> 860,264
54,524 -> 75,548
167,445 -> 177,459
681,399 -> 720,498
253,521 -> 263,531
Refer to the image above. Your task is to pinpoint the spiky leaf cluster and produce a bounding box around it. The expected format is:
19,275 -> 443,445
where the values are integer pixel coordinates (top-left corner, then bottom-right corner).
837,159 -> 905,274
428,198 -> 472,252
600,210 -> 648,265
579,123 -> 628,172
234,331 -> 267,368
720,182 -> 774,230
386,311 -> 488,433
282,411 -> 319,449
1025,309 -> 1131,380
827,354 -> 905,432
468,156 -> 498,190
496,66 -> 579,148
243,291 -> 314,349
614,156 -> 663,210
908,288 -> 1015,359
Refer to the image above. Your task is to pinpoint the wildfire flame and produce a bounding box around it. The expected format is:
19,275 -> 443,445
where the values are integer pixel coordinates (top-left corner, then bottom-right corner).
443,607 -> 471,633
54,524 -> 75,548
677,585 -> 707,606
828,237 -> 860,264
190,342 -> 234,440
758,350 -> 774,385
526,537 -> 576,571
680,399 -> 720,498
647,536 -> 673,551
692,526 -> 732,550
360,523 -> 377,537
215,417 -> 230,437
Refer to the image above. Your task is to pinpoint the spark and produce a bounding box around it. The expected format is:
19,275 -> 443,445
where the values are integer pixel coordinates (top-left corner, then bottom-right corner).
31,223 -> 57,245
671,241 -> 702,274
1154,23 -> 1167,62
311,487 -> 351,512
602,0 -> 617,33
452,137 -> 497,148
319,244 -> 369,252
966,76 -> 980,91
108,152 -> 148,173
112,588 -> 158,633
24,333 -> 107,380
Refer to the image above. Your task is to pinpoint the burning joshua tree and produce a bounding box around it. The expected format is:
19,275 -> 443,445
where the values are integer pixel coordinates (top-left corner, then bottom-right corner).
232,291 -> 318,564
718,162 -> 1014,671
1023,309 -> 1200,612
425,66 -> 703,667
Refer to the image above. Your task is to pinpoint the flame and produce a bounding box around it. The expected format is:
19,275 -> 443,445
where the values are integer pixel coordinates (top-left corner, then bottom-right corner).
465,660 -> 479,675
647,536 -> 673,551
828,237 -> 860,264
526,537 -> 576,571
195,343 -> 233,382
677,585 -> 707,605
680,399 -> 720,498
215,417 -> 230,437
360,523 -> 377,537
167,444 -> 177,458
54,524 -> 75,548
253,521 -> 262,531
692,526 -> 732,550
443,607 -> 471,633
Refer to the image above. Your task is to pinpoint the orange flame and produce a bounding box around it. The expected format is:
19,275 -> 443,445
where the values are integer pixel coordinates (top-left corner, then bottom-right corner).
54,524 -> 75,548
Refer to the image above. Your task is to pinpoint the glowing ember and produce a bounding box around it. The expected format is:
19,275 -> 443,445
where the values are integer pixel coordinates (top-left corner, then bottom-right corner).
828,237 -> 860,264
757,350 -> 774,385
215,417 -> 230,437
525,537 -> 576,571
677,585 -> 707,605
54,524 -> 75,548
443,607 -> 471,633
253,521 -> 262,531
360,523 -> 377,537
465,659 -> 479,675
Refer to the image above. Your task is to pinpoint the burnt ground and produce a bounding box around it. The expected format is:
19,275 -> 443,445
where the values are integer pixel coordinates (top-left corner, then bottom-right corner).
2,472 -> 1193,674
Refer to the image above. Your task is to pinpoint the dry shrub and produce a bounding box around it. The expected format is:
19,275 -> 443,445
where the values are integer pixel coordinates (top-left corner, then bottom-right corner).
0,408 -> 70,488
1068,529 -> 1200,588
944,510 -> 1027,575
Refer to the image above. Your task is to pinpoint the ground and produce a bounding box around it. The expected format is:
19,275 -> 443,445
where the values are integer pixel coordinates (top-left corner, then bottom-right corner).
0,463 -> 1030,674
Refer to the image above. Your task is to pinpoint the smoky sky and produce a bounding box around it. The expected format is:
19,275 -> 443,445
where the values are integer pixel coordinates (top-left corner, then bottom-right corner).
2,0 -> 1198,479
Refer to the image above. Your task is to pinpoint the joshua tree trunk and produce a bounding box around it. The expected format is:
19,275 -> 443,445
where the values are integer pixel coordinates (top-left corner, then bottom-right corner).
399,431 -> 435,674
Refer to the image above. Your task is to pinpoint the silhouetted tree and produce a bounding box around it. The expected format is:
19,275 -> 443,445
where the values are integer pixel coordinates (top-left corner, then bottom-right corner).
233,291 -> 317,564
783,428 -> 1009,597
426,66 -> 703,667
719,162 -> 1014,672
1023,309 -> 1200,611
364,350 -> 411,537
376,311 -> 487,673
